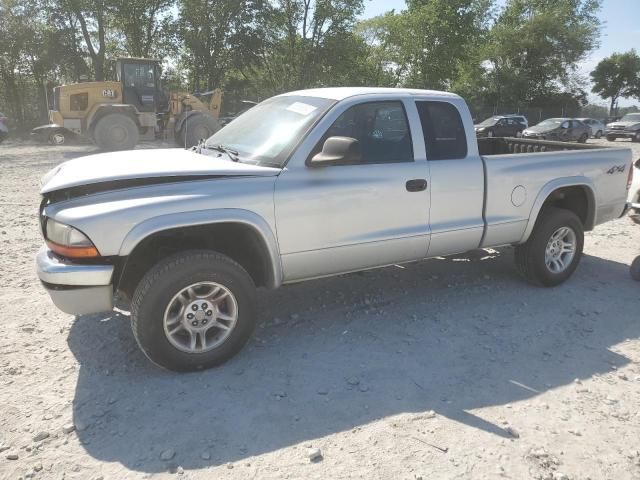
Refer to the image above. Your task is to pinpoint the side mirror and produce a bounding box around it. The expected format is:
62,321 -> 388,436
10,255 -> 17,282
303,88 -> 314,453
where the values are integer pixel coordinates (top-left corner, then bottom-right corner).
310,136 -> 361,166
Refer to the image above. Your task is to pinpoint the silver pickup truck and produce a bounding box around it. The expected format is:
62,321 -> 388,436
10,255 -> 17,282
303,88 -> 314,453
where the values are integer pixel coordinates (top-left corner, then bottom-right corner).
36,87 -> 634,371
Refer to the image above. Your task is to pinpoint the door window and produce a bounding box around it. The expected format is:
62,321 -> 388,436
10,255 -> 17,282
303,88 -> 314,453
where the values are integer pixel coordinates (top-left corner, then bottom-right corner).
416,101 -> 467,160
316,101 -> 413,165
123,63 -> 155,89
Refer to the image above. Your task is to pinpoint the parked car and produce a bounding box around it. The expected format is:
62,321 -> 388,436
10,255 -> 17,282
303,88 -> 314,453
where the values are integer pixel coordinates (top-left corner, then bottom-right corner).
474,115 -> 525,138
629,157 -> 640,225
605,113 -> 640,142
577,117 -> 605,138
0,112 -> 8,143
501,114 -> 529,128
218,100 -> 259,127
522,118 -> 591,143
36,87 -> 633,371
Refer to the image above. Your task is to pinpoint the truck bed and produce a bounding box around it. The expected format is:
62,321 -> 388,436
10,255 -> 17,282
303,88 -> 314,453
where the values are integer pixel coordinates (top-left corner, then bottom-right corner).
478,137 -> 601,156
477,137 -> 631,250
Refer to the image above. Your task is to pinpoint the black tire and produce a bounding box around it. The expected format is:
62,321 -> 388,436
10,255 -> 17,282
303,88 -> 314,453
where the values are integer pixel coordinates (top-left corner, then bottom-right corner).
595,130 -> 602,139
633,132 -> 640,143
174,127 -> 185,148
606,135 -> 616,142
93,113 -> 139,151
179,114 -> 220,149
131,250 -> 257,372
515,207 -> 584,287
577,133 -> 588,143
631,256 -> 640,281
48,131 -> 65,145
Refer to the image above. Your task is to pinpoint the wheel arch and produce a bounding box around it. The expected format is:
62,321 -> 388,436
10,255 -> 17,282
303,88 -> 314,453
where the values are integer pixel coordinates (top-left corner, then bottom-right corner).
115,209 -> 283,299
520,178 -> 596,243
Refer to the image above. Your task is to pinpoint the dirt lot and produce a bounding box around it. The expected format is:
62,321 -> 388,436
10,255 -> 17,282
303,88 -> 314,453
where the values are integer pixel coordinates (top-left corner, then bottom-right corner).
1,138 -> 639,480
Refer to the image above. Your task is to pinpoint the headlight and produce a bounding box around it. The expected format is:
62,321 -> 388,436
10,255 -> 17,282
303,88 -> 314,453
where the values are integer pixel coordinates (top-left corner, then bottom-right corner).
45,218 -> 99,258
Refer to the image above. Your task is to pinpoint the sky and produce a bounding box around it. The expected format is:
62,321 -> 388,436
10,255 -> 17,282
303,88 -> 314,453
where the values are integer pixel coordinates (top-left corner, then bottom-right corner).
360,0 -> 640,106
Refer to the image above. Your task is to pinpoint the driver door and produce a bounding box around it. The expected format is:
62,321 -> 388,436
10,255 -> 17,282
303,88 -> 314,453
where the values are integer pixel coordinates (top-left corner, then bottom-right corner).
558,120 -> 572,141
122,62 -> 158,113
274,98 -> 430,282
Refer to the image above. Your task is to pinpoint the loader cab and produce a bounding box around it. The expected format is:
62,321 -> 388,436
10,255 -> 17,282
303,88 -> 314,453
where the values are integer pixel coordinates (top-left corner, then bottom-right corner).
116,58 -> 168,113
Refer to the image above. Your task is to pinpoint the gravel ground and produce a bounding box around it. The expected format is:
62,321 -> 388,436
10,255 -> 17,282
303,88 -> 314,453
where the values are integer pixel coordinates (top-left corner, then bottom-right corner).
1,138 -> 639,480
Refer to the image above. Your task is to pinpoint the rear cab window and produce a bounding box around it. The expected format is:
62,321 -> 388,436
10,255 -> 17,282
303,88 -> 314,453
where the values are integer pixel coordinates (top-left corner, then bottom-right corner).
415,101 -> 467,160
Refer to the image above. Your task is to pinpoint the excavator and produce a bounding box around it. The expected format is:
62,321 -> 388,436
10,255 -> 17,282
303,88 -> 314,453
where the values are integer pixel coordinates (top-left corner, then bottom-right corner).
32,58 -> 222,150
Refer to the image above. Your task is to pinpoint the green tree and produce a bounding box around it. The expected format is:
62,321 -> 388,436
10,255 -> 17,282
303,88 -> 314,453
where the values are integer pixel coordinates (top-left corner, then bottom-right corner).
590,50 -> 640,116
113,0 -> 176,58
463,0 -> 601,112
358,0 -> 492,90
252,0 -> 365,94
60,0 -> 112,80
179,0 -> 263,92
0,0 -> 85,128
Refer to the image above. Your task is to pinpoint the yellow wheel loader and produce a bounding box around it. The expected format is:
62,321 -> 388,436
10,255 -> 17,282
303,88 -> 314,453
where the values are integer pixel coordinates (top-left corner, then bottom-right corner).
32,58 -> 222,150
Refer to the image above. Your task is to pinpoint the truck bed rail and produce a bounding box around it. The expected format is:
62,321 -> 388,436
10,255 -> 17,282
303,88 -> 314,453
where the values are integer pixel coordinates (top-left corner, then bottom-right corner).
478,137 -> 602,156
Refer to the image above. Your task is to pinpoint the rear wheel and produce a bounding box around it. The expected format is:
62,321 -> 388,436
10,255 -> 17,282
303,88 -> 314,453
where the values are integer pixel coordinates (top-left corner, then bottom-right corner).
93,113 -> 139,151
179,114 -> 220,149
577,133 -> 588,143
606,135 -> 616,142
49,131 -> 65,145
131,250 -> 256,372
515,207 -> 584,287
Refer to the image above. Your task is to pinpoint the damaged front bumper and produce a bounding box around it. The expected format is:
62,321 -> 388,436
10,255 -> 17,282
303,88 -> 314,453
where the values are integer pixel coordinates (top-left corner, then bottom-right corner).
36,246 -> 114,315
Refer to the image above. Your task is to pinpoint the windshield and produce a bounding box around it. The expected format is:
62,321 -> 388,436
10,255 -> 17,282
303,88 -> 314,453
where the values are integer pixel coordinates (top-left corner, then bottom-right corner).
621,113 -> 640,122
535,118 -> 564,128
477,117 -> 500,126
205,95 -> 335,167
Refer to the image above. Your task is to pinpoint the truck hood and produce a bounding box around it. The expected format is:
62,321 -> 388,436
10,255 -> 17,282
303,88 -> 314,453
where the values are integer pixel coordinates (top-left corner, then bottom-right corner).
607,121 -> 640,129
40,148 -> 281,194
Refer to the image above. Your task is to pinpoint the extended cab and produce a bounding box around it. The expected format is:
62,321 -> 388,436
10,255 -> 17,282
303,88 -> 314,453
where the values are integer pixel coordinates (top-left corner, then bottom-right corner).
36,88 -> 633,371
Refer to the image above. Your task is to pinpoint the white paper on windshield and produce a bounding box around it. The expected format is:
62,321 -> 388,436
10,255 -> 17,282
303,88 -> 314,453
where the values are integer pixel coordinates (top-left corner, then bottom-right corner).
286,102 -> 317,116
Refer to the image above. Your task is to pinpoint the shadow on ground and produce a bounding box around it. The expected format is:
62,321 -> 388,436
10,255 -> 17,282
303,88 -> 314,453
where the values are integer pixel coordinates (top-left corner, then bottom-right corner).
67,249 -> 639,472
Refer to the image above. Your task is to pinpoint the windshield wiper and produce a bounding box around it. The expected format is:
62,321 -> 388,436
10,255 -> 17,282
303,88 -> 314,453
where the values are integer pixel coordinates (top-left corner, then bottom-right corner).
203,143 -> 239,162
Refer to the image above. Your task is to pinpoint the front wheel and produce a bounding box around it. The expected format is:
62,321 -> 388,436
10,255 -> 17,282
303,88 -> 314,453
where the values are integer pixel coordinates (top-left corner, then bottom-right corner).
131,251 -> 257,372
515,208 -> 584,287
577,133 -> 588,143
606,135 -> 616,142
179,115 -> 220,149
595,130 -> 602,139
93,113 -> 139,151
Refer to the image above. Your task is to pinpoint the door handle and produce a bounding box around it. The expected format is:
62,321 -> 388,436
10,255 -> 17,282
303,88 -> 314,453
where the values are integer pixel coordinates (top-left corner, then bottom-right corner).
406,179 -> 428,192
